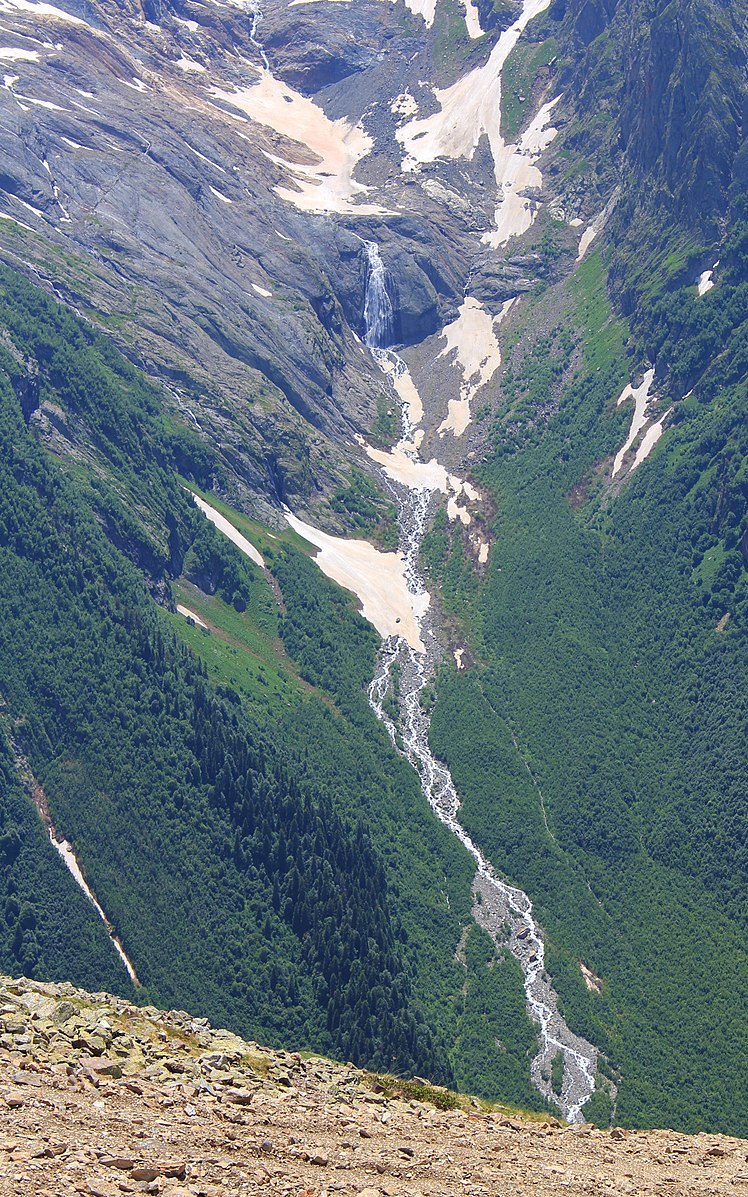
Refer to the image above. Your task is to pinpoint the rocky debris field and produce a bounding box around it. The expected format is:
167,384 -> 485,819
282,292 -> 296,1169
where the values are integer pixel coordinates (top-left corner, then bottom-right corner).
0,975 -> 746,1197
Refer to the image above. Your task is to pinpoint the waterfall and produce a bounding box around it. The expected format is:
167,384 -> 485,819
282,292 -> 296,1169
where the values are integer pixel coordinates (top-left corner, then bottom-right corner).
247,0 -> 270,71
363,241 -> 396,349
361,241 -> 598,1121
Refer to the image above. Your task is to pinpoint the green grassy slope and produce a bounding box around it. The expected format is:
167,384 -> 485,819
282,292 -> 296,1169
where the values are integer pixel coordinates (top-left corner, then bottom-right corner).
0,268 -> 445,1079
427,233 -> 748,1132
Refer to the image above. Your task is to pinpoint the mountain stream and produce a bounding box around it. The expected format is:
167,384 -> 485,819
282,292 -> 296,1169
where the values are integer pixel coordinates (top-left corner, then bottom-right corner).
362,243 -> 598,1122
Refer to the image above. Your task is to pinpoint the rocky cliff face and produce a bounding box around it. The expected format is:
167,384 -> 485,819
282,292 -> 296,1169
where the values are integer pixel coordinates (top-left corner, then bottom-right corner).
0,0 -> 744,514
554,0 -> 747,296
0,0 -> 547,519
618,0 -> 745,227
0,0 -> 439,512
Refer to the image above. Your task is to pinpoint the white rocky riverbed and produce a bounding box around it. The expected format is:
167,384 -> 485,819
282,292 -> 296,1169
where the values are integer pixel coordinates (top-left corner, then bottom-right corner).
361,248 -> 598,1117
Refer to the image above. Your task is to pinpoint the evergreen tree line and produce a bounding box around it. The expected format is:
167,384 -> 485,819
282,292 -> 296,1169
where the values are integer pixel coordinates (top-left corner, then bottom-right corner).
0,272 -> 442,1080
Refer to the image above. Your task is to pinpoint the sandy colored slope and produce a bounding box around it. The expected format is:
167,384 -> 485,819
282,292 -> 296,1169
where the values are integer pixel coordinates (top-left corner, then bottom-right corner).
437,296 -> 514,436
633,410 -> 671,470
176,603 -> 208,628
212,73 -> 383,215
191,494 -> 266,569
375,354 -> 424,427
398,0 -> 553,167
397,0 -> 557,245
612,368 -> 656,477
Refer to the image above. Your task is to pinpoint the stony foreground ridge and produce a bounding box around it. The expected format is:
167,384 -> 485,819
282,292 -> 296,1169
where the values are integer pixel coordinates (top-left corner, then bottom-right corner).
0,978 -> 746,1196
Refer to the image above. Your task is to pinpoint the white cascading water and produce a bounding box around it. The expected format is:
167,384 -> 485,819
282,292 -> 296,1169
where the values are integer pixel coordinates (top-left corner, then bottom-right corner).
363,241 -> 396,349
362,242 -> 597,1121
247,0 -> 270,71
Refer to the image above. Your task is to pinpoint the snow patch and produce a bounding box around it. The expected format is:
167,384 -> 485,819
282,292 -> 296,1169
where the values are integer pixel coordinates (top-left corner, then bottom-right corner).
0,0 -> 86,24
185,143 -> 227,173
365,441 -> 478,526
191,494 -> 266,570
576,224 -> 597,261
403,0 -> 436,26
390,90 -> 418,121
287,0 -> 438,22
0,45 -> 38,59
51,835 -> 139,984
176,55 -> 205,73
397,0 -> 557,247
575,193 -> 620,261
520,98 -> 560,155
209,185 -> 233,203
612,368 -> 659,478
632,410 -> 671,471
252,283 -> 272,297
576,204 -> 611,261
17,93 -> 64,109
580,962 -> 602,994
211,74 -> 383,216
375,353 -> 423,427
447,494 -> 471,525
70,98 -> 101,117
0,211 -> 34,231
177,604 -> 209,629
460,0 -> 483,38
696,262 -> 718,296
437,296 -> 513,437
15,196 -> 46,218
284,509 -> 429,653
366,445 -> 452,492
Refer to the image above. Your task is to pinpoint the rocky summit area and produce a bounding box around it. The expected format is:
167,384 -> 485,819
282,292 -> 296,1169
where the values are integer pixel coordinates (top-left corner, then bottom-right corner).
0,974 -> 746,1197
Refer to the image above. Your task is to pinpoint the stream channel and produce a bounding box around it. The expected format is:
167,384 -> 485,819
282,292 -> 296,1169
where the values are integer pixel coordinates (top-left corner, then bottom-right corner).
362,243 -> 598,1122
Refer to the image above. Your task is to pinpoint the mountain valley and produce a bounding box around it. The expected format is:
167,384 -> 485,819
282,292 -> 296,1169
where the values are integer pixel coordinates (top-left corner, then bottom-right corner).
0,0 -> 746,1142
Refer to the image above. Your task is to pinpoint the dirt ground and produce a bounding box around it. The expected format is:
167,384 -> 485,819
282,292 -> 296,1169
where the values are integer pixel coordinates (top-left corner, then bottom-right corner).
0,975 -> 746,1197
